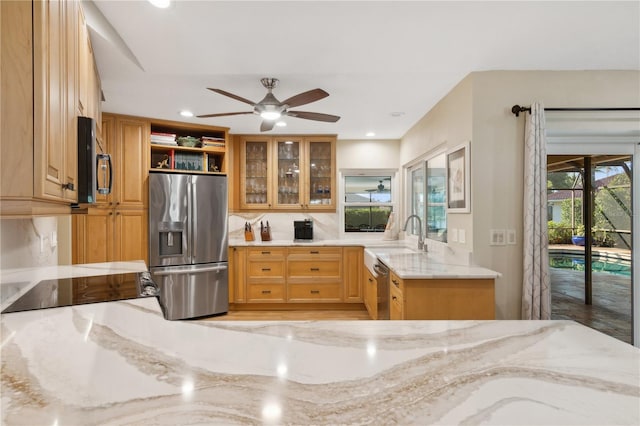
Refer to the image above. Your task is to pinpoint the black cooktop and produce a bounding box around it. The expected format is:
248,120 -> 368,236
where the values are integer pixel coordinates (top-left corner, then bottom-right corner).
1,272 -> 158,314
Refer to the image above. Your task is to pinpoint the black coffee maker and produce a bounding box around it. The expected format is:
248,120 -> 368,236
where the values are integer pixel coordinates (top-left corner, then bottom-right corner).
294,220 -> 313,241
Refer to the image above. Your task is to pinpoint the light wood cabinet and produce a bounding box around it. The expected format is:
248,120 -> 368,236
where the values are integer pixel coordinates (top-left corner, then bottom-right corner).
231,246 -> 360,305
287,247 -> 342,302
234,135 -> 336,211
388,271 -> 495,320
363,266 -> 378,319
1,0 -> 100,216
72,208 -> 147,264
245,248 -> 286,302
72,114 -> 149,265
343,247 -> 363,302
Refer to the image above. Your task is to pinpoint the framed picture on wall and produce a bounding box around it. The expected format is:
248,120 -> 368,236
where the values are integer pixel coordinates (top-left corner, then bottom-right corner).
446,141 -> 470,213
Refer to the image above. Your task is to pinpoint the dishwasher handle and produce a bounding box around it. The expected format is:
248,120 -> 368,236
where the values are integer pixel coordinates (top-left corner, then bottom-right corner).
373,263 -> 389,276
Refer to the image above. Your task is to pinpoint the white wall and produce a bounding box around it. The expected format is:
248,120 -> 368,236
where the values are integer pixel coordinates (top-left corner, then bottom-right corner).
337,139 -> 400,170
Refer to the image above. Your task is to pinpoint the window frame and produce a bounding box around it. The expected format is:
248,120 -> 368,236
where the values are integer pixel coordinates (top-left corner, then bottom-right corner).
404,145 -> 448,243
339,169 -> 398,238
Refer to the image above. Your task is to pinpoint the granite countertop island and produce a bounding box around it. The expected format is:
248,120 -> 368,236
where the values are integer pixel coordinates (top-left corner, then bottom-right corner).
2,297 -> 639,425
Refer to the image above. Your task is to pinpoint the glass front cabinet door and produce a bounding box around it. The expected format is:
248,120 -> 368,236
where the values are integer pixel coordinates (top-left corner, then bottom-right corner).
306,137 -> 336,210
240,138 -> 271,209
273,137 -> 303,209
238,135 -> 336,211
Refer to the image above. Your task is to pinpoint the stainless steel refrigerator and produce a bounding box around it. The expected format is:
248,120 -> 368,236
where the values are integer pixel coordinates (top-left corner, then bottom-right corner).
149,172 -> 228,320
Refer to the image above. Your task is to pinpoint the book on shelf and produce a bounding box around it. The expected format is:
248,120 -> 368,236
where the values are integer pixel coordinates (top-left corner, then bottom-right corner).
174,152 -> 203,171
151,132 -> 177,145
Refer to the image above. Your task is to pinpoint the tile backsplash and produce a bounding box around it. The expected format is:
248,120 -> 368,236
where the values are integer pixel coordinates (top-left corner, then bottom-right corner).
229,212 -> 340,241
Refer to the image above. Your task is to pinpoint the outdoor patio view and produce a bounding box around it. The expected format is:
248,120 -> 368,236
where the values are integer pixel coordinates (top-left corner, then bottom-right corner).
547,155 -> 632,343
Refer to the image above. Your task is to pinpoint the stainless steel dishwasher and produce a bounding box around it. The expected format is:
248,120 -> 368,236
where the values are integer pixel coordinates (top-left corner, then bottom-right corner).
373,260 -> 390,320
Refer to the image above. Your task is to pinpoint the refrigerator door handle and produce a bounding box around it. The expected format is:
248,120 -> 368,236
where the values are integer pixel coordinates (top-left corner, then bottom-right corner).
190,179 -> 198,260
153,265 -> 228,276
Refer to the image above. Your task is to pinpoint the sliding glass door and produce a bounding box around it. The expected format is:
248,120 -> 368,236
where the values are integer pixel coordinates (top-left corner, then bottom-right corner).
547,155 -> 632,344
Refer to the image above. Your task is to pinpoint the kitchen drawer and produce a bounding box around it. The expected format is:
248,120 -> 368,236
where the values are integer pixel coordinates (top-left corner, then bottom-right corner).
390,283 -> 404,320
287,259 -> 341,279
287,247 -> 342,257
247,284 -> 285,302
247,259 -> 285,281
390,271 -> 404,291
288,283 -> 342,302
247,247 -> 287,258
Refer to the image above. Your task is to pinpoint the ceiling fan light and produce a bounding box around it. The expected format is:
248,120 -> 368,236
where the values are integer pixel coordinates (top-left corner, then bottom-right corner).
148,0 -> 170,8
260,111 -> 281,120
275,121 -> 287,127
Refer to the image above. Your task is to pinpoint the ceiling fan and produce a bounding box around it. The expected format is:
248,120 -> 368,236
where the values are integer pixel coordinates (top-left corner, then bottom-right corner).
197,78 -> 341,132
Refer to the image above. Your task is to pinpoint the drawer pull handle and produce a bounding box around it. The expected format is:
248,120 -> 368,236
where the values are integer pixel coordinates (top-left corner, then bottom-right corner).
261,251 -> 271,255
310,267 -> 320,271
262,268 -> 271,271
310,250 -> 319,254
261,290 -> 271,294
392,279 -> 399,286
310,290 -> 320,294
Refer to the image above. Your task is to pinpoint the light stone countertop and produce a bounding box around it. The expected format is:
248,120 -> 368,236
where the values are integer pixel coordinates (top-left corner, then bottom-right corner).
229,238 -> 500,280
1,297 -> 638,425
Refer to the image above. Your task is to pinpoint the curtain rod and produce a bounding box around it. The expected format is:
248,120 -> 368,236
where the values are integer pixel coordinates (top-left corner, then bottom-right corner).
511,105 -> 640,117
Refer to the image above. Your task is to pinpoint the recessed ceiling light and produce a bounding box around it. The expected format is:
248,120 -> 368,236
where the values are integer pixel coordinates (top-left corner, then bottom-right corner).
148,0 -> 170,8
366,132 -> 376,137
275,121 -> 287,127
179,110 -> 194,117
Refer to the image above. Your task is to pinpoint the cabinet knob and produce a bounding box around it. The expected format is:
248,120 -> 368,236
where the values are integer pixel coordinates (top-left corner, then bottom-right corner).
392,296 -> 398,301
368,278 -> 373,282
62,182 -> 75,191
109,212 -> 113,216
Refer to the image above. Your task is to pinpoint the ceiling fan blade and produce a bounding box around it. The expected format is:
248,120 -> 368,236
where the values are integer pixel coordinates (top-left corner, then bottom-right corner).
287,110 -> 340,122
207,88 -> 256,106
282,88 -> 329,108
260,120 -> 276,132
197,111 -> 254,118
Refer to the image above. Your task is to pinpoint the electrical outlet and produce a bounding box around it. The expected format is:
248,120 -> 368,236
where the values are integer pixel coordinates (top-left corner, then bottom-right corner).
490,229 -> 505,245
507,229 -> 516,245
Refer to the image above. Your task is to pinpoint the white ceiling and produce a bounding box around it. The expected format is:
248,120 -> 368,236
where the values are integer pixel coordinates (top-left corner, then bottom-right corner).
90,1 -> 640,140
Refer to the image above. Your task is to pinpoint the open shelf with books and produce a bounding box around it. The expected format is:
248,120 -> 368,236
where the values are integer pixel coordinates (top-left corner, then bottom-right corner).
149,119 -> 228,174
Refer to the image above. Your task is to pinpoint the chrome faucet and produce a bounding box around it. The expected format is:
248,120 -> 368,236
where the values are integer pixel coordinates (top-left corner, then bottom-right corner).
402,214 -> 425,251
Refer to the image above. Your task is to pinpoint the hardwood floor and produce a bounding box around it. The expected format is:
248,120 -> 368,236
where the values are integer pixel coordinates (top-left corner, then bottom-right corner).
203,308 -> 371,321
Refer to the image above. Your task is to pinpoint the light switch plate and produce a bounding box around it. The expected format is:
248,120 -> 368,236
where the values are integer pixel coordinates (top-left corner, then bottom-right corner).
458,229 -> 466,244
450,228 -> 458,242
490,229 -> 506,245
507,229 -> 516,245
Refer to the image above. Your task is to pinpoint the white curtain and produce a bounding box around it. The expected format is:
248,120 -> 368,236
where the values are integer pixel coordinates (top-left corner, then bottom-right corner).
522,102 -> 551,320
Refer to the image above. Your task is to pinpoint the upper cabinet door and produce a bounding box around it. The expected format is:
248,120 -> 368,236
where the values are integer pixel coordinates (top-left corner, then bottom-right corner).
234,135 -> 336,212
305,137 -> 336,210
33,0 -> 76,203
116,117 -> 149,208
273,137 -> 304,209
239,137 -> 272,209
